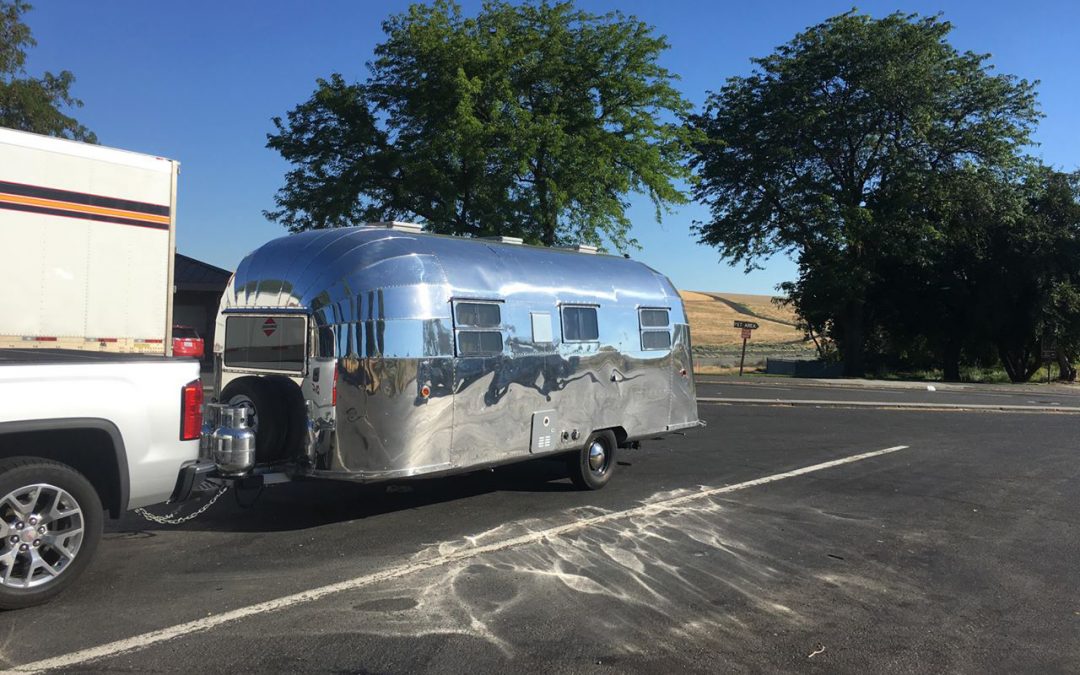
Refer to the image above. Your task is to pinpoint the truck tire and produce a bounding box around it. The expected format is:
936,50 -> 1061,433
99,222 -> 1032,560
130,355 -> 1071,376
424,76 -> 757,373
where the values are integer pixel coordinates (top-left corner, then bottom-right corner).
221,378 -> 288,462
567,430 -> 617,490
0,457 -> 103,610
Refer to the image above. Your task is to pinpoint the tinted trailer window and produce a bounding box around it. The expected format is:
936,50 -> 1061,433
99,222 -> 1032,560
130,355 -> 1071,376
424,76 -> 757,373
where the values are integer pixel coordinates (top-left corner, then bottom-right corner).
224,316 -> 307,372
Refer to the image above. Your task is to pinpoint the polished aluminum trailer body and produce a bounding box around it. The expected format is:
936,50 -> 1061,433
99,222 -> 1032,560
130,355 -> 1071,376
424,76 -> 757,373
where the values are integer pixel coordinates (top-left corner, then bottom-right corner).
213,225 -> 698,481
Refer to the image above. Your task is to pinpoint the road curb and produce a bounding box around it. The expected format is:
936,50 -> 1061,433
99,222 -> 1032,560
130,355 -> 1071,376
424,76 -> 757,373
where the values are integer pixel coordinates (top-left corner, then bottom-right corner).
697,397 -> 1080,413
694,377 -> 1080,395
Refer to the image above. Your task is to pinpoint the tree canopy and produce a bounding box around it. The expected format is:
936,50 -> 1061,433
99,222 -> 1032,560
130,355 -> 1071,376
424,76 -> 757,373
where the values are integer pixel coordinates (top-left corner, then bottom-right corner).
0,0 -> 95,141
689,10 -> 1040,376
267,0 -> 694,251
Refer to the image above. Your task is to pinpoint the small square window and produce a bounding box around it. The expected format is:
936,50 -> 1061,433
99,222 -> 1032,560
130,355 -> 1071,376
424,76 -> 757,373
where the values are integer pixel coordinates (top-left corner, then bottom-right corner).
562,306 -> 599,341
639,309 -> 669,327
457,331 -> 503,355
455,302 -> 501,328
641,330 -> 671,350
531,312 -> 553,343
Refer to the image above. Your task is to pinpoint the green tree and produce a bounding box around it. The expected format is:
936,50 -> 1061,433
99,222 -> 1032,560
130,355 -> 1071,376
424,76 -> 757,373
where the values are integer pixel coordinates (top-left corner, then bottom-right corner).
267,0 -> 693,251
854,165 -> 1080,383
869,166 -> 1025,381
0,0 -> 94,141
979,168 -> 1080,382
689,11 -> 1038,375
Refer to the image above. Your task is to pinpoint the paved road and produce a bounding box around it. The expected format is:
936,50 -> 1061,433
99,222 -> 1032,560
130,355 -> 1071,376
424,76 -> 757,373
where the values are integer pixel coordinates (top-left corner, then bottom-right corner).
697,377 -> 1080,409
3,396 -> 1078,673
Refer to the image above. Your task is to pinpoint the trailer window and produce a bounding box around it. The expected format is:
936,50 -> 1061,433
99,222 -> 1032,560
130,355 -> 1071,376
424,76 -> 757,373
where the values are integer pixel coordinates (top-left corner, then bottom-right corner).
224,315 -> 307,372
457,330 -> 504,355
640,309 -> 669,328
453,300 -> 504,356
455,302 -> 501,328
641,330 -> 672,350
562,306 -> 599,342
639,308 -> 671,351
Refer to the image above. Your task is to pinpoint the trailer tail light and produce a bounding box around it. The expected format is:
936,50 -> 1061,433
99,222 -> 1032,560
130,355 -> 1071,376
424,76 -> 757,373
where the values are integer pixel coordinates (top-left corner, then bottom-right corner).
332,364 -> 338,406
180,379 -> 204,441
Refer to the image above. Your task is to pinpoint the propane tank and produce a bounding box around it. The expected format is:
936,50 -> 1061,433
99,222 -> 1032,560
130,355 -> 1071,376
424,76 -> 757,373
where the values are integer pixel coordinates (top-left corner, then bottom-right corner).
212,406 -> 256,476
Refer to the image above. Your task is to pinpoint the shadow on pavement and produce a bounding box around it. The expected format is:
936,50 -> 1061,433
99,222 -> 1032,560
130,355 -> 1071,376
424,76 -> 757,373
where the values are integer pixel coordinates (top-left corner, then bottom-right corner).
113,457 -> 579,535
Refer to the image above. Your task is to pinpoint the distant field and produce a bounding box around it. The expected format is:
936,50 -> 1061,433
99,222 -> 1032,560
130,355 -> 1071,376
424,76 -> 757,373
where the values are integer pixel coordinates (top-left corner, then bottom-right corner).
679,290 -> 806,347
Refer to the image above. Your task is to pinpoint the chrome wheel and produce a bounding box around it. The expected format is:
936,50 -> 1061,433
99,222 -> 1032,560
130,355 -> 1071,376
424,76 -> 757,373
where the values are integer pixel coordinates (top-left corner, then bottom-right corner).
587,441 -> 608,475
0,483 -> 85,589
569,430 -> 617,490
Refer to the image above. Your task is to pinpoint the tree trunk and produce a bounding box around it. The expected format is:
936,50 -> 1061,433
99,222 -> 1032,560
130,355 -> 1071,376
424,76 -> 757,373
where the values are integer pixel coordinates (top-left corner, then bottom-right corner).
841,299 -> 865,377
534,148 -> 557,247
942,339 -> 961,382
1057,351 -> 1076,382
998,345 -> 1040,383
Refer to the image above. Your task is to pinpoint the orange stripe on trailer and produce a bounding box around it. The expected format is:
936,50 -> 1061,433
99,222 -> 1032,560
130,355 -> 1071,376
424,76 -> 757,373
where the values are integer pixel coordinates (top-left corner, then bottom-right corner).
0,192 -> 170,224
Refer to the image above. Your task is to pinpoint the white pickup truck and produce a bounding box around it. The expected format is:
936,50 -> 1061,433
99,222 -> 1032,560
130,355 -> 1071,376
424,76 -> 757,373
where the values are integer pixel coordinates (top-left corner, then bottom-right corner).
0,349 -> 207,609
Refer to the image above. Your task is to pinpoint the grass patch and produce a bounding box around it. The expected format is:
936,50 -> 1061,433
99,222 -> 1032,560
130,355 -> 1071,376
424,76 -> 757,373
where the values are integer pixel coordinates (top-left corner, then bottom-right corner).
873,365 -> 1068,384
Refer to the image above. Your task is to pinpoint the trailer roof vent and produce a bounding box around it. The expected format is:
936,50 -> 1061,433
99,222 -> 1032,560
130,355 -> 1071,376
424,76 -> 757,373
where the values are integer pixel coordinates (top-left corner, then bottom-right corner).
566,244 -> 598,254
370,221 -> 424,234
482,235 -> 524,245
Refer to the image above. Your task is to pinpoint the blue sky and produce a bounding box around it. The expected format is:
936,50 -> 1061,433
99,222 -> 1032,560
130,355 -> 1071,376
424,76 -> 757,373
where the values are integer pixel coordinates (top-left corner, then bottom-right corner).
20,0 -> 1080,293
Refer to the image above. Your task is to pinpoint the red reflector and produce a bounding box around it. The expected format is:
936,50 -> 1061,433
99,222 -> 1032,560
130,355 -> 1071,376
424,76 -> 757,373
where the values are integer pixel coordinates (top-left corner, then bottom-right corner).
180,379 -> 204,441
32,336 -> 58,342
332,364 -> 338,406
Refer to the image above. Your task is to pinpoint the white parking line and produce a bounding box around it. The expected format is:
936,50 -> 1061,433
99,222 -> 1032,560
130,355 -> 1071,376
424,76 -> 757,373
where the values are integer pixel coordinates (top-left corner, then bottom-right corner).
7,444 -> 910,674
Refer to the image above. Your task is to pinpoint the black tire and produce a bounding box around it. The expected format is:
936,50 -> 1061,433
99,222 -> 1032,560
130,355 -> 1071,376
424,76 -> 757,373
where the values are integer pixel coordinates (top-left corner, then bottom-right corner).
567,430 -> 617,490
268,376 -> 308,459
221,378 -> 288,462
0,457 -> 104,611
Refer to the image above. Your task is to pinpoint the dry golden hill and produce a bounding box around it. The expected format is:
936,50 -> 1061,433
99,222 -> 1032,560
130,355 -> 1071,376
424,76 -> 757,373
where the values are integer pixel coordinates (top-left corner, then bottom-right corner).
679,290 -> 806,346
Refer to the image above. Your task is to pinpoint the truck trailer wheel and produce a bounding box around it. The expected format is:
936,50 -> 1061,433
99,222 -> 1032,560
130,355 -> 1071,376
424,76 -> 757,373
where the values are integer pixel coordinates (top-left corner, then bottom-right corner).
221,378 -> 288,462
0,457 -> 103,610
567,430 -> 617,490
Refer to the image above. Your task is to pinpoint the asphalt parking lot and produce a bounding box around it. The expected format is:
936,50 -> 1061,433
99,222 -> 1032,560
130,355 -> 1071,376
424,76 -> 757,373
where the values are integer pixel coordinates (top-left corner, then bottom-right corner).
2,379 -> 1079,673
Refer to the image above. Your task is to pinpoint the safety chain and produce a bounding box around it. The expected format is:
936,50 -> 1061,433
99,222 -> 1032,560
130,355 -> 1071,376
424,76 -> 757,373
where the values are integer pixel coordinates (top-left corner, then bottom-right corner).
134,483 -> 229,525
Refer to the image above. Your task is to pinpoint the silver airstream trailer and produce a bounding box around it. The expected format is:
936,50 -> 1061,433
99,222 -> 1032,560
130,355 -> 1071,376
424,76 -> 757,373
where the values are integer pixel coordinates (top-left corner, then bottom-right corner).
201,222 -> 699,491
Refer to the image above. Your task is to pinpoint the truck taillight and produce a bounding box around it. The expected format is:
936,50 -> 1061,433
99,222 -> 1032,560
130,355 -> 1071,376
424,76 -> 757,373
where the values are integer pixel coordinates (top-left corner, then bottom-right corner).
332,364 -> 338,406
180,379 -> 203,441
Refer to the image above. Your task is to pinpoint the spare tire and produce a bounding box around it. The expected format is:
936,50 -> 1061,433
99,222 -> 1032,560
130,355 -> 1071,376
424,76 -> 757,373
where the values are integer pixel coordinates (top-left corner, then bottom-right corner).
267,376 -> 308,459
221,378 -> 288,463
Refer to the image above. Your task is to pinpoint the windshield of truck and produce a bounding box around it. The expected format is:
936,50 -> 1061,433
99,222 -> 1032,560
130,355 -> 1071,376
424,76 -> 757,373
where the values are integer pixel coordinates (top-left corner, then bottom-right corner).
223,315 -> 306,372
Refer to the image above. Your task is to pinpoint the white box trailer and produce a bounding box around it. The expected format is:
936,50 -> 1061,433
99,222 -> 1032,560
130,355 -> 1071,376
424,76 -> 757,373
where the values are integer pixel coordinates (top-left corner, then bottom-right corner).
0,128 -> 179,354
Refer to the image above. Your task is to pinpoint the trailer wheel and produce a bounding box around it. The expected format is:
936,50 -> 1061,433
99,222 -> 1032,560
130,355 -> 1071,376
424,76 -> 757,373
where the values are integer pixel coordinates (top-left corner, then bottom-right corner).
221,378 -> 288,462
0,457 -> 103,610
567,430 -> 617,490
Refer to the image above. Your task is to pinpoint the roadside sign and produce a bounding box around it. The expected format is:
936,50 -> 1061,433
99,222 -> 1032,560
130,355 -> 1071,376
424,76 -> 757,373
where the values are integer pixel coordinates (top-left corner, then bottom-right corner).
736,321 -> 757,376
1042,348 -> 1057,362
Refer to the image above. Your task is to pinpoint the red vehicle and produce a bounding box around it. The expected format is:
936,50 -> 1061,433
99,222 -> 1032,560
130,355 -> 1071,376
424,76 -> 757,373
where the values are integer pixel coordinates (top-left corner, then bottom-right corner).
172,325 -> 205,358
